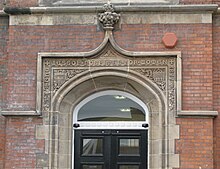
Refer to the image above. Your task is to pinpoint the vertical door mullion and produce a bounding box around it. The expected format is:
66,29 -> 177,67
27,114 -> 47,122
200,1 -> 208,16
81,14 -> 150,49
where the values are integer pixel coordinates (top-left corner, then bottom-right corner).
140,130 -> 148,169
104,130 -> 111,169
110,130 -> 117,169
74,130 -> 81,169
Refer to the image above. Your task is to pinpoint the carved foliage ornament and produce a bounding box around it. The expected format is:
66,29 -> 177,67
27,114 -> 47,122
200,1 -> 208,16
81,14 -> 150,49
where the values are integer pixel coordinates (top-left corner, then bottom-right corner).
98,3 -> 120,30
41,49 -> 177,112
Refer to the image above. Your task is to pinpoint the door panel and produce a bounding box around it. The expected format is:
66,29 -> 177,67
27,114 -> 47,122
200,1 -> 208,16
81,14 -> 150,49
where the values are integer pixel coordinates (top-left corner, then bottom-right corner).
74,130 -> 147,169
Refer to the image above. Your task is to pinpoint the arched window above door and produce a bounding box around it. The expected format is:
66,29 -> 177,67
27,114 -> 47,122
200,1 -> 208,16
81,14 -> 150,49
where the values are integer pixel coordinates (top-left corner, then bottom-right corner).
74,90 -> 149,123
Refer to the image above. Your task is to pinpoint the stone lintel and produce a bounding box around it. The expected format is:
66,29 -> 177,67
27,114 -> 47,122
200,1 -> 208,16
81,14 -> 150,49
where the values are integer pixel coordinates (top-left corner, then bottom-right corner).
9,12 -> 213,26
3,4 -> 218,15
178,110 -> 218,117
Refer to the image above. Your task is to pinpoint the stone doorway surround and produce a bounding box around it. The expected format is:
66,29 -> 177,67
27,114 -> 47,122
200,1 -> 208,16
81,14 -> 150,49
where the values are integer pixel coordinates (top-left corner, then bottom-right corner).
36,32 -> 181,169
33,7 -> 182,166
32,3 -> 182,169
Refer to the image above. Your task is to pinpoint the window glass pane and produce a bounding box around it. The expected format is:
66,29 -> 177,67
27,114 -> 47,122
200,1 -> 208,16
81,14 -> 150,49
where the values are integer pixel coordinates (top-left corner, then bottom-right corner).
119,139 -> 139,155
119,165 -> 139,169
78,95 -> 145,121
82,165 -> 103,169
82,139 -> 103,155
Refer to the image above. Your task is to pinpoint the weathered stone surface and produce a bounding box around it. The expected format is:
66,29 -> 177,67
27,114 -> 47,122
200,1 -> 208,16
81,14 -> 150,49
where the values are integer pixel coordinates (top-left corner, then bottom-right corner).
51,0 -> 179,5
36,153 -> 49,167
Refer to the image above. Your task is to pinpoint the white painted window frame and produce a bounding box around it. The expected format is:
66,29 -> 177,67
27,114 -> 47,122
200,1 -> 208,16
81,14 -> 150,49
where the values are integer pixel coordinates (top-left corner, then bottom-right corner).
73,90 -> 149,129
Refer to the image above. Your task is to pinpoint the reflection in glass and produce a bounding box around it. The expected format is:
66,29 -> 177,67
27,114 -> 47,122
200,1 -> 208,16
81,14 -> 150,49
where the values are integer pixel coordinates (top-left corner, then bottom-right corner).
82,165 -> 103,169
119,165 -> 139,169
82,139 -> 103,155
119,139 -> 139,154
78,95 -> 145,121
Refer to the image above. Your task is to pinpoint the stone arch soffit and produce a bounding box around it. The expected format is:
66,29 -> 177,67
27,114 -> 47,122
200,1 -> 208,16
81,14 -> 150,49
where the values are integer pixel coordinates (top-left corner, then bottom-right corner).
52,69 -> 166,114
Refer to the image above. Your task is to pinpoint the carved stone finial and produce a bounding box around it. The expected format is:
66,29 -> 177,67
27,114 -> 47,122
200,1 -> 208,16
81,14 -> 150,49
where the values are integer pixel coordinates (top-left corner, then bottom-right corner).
98,3 -> 120,30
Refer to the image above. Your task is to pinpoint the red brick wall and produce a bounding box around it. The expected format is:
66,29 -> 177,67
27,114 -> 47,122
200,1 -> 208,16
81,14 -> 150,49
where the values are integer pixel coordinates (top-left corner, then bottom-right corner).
0,16 -> 8,169
176,118 -> 214,169
213,0 -> 220,5
6,25 -> 104,111
0,116 -> 5,169
213,15 -> 220,169
6,0 -> 38,7
4,117 -> 44,169
114,24 -> 213,111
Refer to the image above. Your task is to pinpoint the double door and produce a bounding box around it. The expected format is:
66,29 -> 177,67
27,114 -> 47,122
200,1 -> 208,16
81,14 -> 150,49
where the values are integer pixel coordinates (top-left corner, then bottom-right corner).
74,129 -> 147,169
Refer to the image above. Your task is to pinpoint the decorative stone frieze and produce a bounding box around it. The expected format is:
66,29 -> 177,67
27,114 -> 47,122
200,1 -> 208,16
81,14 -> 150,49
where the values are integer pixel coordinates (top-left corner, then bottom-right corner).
41,46 -> 177,113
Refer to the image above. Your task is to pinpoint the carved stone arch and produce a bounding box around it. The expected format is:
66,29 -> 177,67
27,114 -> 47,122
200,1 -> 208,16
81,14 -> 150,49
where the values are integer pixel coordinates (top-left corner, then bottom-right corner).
50,69 -> 167,168
52,68 -> 166,114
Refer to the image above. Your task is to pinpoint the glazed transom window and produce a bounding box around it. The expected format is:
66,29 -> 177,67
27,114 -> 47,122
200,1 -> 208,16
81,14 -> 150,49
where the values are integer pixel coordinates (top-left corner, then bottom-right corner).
78,94 -> 145,121
73,90 -> 149,124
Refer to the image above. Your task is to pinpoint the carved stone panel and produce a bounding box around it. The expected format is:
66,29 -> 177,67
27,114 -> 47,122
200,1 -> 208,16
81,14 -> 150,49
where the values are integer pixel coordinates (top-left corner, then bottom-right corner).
41,46 -> 177,113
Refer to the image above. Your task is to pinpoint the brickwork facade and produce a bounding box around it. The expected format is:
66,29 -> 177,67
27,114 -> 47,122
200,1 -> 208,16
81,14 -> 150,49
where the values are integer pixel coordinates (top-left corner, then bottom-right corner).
213,14 -> 220,169
4,117 -> 44,169
0,116 -> 5,169
0,1 -> 220,169
176,118 -> 214,169
0,15 -> 8,169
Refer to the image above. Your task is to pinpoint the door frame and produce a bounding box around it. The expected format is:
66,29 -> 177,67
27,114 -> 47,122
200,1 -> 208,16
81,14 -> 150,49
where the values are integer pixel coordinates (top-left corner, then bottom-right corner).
72,90 -> 150,169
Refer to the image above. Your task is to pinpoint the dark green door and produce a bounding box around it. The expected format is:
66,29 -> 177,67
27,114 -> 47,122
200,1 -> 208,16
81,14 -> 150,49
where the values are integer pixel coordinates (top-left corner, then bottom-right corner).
74,130 -> 148,169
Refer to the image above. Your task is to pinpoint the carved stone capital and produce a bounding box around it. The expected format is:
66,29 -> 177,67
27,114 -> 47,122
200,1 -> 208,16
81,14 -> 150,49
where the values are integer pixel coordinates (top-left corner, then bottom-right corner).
98,3 -> 120,30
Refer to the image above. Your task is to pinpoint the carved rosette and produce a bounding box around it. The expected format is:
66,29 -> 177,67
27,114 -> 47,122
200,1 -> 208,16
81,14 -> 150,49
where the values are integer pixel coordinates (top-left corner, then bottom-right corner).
98,3 -> 120,30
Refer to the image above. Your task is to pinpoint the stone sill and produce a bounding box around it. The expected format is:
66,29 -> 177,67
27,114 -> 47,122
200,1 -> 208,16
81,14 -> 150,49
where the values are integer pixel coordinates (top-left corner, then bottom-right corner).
1,110 -> 218,117
1,111 -> 40,116
177,110 -> 218,117
2,4 -> 218,15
